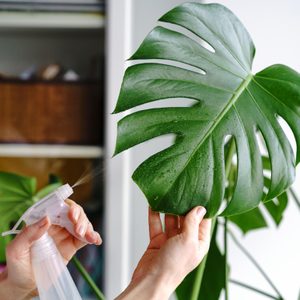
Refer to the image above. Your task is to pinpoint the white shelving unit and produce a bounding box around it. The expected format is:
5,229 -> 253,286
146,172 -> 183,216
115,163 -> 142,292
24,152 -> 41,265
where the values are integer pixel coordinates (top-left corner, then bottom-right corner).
0,6 -> 105,297
0,12 -> 105,29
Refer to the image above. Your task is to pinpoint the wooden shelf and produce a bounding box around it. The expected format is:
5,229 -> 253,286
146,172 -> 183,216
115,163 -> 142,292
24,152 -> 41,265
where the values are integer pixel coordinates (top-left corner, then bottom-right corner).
0,12 -> 105,29
0,81 -> 102,145
0,144 -> 103,158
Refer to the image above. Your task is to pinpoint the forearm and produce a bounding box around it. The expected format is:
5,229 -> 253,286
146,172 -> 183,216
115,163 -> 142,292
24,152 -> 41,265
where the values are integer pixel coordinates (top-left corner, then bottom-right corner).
0,269 -> 33,300
0,269 -> 13,300
115,274 -> 176,300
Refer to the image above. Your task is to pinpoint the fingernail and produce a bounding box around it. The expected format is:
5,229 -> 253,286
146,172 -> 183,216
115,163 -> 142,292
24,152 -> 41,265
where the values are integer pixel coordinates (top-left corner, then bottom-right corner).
197,206 -> 206,217
92,232 -> 98,243
95,233 -> 102,245
73,208 -> 80,222
78,225 -> 85,237
38,217 -> 48,228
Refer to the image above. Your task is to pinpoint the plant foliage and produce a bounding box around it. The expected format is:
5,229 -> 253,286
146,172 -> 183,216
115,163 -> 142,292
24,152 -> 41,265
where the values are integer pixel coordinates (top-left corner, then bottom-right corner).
114,2 -> 300,217
0,172 -> 61,262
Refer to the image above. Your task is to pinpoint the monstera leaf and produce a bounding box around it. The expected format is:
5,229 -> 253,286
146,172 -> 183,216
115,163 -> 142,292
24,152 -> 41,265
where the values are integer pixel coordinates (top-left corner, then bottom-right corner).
114,3 -> 300,216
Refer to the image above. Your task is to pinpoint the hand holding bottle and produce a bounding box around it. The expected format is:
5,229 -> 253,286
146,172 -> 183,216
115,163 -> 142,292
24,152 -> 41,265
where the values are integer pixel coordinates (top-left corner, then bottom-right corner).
0,199 -> 101,300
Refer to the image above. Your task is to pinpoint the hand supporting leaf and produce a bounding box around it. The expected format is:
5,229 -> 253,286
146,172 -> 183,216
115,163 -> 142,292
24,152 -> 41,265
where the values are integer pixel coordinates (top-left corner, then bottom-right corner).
114,3 -> 300,217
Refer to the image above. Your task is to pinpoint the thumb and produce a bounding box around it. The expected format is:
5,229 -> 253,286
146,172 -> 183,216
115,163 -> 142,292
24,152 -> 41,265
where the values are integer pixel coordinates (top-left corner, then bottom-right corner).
183,206 -> 206,239
6,217 -> 51,260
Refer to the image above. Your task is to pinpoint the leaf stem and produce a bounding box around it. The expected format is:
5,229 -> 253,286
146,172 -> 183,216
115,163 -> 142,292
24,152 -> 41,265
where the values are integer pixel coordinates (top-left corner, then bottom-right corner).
224,217 -> 229,300
190,217 -> 217,300
230,279 -> 281,300
224,138 -> 235,300
227,229 -> 284,299
289,187 -> 300,211
72,256 -> 105,300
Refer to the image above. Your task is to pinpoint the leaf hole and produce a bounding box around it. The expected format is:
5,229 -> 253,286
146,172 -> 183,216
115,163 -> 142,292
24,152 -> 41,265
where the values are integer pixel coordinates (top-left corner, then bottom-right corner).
256,129 -> 271,194
219,136 -> 237,214
126,97 -> 199,113
159,21 -> 215,53
276,114 -> 297,162
255,129 -> 268,156
129,58 -> 206,75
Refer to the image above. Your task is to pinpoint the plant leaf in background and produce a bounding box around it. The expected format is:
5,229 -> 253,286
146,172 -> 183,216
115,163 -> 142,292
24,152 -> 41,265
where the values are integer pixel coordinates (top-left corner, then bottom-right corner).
228,157 -> 289,233
0,172 -> 62,262
0,172 -> 36,262
176,222 -> 225,300
35,182 -> 62,200
114,2 -> 300,217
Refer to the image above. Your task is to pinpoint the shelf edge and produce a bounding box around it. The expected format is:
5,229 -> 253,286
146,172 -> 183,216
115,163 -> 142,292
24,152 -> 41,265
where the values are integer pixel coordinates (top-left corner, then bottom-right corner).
0,144 -> 103,158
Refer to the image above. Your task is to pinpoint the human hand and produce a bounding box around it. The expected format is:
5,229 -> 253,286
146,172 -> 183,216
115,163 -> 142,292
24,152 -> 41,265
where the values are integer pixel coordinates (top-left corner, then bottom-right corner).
2,199 -> 101,300
117,206 -> 211,300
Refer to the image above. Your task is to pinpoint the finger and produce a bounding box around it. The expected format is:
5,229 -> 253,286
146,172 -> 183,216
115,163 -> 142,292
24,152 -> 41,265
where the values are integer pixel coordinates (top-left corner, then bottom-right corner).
6,217 -> 51,260
66,199 -> 80,223
85,222 -> 102,245
182,206 -> 206,239
199,218 -> 212,243
179,216 -> 185,232
92,232 -> 102,246
74,207 -> 89,238
66,200 -> 101,245
149,207 -> 163,239
49,225 -> 70,244
85,222 -> 94,243
165,214 -> 179,238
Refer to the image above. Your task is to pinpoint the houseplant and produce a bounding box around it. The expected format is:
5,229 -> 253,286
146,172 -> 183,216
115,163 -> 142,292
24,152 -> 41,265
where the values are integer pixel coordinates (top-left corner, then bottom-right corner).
113,2 -> 300,299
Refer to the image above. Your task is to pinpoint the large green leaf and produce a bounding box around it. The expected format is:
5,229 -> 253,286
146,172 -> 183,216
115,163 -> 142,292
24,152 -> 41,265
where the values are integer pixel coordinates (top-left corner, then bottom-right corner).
114,2 -> 300,217
0,172 -> 36,262
229,207 -> 267,234
229,192 -> 288,234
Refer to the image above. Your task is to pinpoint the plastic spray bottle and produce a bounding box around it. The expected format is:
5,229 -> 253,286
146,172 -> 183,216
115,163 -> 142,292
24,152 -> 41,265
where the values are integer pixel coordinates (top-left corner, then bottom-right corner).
2,184 -> 86,300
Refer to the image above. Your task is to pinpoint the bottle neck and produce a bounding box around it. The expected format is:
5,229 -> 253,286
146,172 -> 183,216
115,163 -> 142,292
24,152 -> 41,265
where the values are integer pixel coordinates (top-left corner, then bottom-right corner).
31,233 -> 59,263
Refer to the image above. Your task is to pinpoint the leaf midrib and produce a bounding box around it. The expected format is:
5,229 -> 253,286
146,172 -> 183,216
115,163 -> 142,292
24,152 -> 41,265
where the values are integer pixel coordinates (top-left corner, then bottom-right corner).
156,74 -> 253,205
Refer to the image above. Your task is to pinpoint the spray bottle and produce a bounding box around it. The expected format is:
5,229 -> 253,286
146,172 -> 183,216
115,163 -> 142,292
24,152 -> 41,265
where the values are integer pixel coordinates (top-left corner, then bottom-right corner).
1,184 -> 87,300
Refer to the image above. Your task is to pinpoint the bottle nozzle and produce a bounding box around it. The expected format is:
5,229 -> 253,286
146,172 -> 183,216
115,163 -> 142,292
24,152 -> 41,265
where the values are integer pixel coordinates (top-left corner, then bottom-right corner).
56,184 -> 73,202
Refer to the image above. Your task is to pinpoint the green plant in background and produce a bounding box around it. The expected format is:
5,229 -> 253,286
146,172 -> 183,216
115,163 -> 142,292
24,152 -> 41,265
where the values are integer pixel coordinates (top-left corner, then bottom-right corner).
114,2 -> 300,299
0,172 -> 61,262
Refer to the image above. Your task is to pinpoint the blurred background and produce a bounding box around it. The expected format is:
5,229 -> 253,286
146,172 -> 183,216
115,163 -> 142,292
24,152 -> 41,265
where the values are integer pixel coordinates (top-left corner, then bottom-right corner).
0,0 -> 299,299
0,0 -> 104,299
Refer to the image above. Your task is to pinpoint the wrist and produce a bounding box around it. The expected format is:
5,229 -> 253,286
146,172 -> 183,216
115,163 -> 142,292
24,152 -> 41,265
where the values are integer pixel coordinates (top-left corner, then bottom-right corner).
0,272 -> 14,300
139,273 -> 174,299
0,269 -> 36,300
116,273 -> 176,300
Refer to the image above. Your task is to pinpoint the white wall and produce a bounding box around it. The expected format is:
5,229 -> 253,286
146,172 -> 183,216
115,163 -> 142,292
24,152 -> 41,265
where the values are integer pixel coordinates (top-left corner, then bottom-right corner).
105,1 -> 184,298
